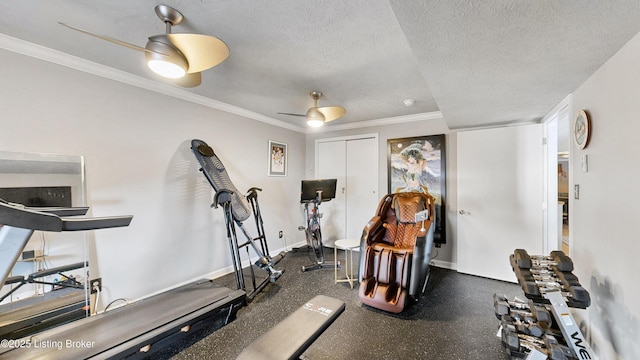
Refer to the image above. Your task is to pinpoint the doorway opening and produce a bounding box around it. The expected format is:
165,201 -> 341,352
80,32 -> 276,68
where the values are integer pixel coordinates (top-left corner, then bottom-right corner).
544,95 -> 571,255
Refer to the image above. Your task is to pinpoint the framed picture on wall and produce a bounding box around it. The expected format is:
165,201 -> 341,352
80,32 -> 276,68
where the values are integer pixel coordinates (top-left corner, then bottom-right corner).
268,140 -> 287,176
387,135 -> 446,243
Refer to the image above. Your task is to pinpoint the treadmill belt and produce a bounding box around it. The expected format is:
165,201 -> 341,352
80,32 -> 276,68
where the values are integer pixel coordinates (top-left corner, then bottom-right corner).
0,280 -> 245,359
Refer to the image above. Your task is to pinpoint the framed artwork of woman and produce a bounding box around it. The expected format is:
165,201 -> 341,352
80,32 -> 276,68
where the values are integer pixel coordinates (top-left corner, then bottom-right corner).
268,141 -> 287,176
387,135 -> 446,244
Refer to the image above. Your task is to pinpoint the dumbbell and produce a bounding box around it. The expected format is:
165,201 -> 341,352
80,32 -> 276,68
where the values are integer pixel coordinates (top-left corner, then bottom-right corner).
523,269 -> 560,283
538,251 -> 574,272
512,266 -> 558,293
516,267 -> 589,302
493,293 -> 551,326
553,268 -> 582,288
550,270 -> 590,308
514,249 -> 562,266
513,264 -> 591,307
529,268 -> 582,290
520,279 -> 591,308
501,323 -> 523,355
512,249 -> 571,271
528,272 -> 581,291
501,314 -> 545,338
514,265 -> 567,284
513,249 -> 573,272
501,326 -> 571,360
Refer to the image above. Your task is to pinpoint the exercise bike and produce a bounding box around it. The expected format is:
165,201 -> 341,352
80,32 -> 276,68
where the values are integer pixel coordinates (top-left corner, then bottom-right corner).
297,179 -> 339,272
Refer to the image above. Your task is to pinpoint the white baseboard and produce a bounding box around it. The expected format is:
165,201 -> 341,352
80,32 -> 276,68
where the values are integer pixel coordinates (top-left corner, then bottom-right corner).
431,259 -> 456,270
282,240 -> 307,252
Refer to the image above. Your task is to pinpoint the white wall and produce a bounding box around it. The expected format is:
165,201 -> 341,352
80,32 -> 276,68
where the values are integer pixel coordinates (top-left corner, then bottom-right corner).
570,32 -> 640,358
0,48 -> 306,308
304,118 -> 458,268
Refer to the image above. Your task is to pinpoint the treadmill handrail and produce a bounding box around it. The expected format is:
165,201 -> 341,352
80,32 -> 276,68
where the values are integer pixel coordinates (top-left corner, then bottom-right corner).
0,200 -> 132,294
36,207 -> 90,217
61,216 -> 133,231
0,201 -> 132,232
0,201 -> 64,231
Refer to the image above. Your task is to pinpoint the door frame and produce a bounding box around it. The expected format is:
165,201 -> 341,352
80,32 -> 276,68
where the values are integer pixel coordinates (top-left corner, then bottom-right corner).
542,94 -> 572,255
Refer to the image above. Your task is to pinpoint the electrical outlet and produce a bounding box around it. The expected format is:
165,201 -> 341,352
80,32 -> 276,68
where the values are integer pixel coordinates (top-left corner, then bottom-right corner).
90,278 -> 102,294
278,230 -> 283,238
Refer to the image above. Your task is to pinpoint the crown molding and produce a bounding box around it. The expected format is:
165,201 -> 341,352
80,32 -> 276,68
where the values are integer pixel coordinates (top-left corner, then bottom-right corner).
0,34 -> 307,133
451,118 -> 541,132
312,111 -> 443,133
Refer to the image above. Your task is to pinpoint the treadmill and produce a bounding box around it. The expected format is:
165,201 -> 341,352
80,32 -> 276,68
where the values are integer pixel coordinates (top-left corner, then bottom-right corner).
0,199 -> 245,359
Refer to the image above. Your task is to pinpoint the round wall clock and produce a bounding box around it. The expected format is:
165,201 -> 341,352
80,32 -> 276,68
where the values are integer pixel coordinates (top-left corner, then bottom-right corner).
573,109 -> 590,149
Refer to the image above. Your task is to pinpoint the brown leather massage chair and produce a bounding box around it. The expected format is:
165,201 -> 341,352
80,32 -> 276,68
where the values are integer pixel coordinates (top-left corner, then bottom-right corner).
358,192 -> 436,313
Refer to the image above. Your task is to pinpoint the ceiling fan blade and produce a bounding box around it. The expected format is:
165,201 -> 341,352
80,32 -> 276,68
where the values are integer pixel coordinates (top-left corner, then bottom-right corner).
59,22 -> 149,53
153,34 -> 229,73
318,106 -> 346,122
173,72 -> 201,88
277,112 -> 306,117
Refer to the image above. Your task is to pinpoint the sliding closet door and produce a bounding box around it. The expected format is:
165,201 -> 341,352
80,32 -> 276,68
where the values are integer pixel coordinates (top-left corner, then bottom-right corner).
317,140 -> 347,242
345,138 -> 378,240
316,135 -> 378,242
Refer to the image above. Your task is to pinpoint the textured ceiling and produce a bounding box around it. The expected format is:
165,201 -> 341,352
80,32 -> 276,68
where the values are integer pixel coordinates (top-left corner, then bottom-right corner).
391,0 -> 640,129
1,1 -> 640,131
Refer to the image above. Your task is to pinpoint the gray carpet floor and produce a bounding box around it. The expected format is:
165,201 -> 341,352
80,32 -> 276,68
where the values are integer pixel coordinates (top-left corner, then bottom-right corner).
155,247 -> 522,360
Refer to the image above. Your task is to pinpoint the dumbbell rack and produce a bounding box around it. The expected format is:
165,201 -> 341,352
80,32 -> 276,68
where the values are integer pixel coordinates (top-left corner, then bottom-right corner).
496,249 -> 599,360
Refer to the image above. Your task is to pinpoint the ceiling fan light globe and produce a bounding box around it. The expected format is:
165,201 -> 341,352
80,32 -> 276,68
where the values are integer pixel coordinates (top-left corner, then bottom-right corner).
145,40 -> 188,78
147,59 -> 186,78
306,107 -> 325,127
307,118 -> 324,127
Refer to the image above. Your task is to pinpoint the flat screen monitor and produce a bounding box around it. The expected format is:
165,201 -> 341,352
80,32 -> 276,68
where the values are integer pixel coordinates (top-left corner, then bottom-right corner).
300,179 -> 337,203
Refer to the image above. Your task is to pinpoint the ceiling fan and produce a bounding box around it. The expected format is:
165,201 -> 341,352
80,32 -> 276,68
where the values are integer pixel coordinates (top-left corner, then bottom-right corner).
59,4 -> 229,88
278,92 -> 346,127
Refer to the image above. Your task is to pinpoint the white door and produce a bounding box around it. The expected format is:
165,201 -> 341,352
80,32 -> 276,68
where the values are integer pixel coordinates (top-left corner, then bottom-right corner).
345,138 -> 378,240
316,136 -> 378,242
456,124 -> 543,282
317,140 -> 347,242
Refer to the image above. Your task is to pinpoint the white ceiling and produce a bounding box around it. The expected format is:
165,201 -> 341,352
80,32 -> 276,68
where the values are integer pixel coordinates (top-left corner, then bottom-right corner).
1,1 -> 640,131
